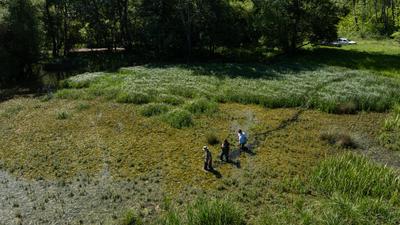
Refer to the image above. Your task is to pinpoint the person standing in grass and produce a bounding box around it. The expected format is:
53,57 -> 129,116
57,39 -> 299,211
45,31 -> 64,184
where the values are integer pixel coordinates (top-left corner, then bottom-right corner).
203,146 -> 213,171
238,129 -> 247,151
220,139 -> 230,162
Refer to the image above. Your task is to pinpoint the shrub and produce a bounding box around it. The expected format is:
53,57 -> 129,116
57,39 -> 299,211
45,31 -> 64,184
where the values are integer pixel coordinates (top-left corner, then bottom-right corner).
163,109 -> 193,129
116,92 -> 152,104
187,198 -> 246,225
140,103 -> 170,117
119,210 -> 143,225
391,32 -> 400,44
56,111 -> 70,120
383,114 -> 400,132
184,98 -> 218,115
311,153 -> 400,199
168,86 -> 197,98
76,103 -> 90,111
320,132 -> 357,148
157,95 -> 185,106
206,133 -> 220,146
379,105 -> 400,151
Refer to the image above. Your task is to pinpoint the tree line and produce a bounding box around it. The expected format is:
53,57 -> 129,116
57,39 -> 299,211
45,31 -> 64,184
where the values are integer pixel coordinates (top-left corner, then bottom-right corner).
0,0 -> 385,88
339,0 -> 400,37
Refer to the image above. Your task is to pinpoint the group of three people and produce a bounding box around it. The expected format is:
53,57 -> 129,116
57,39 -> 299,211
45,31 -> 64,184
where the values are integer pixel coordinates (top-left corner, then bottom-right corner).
203,129 -> 247,171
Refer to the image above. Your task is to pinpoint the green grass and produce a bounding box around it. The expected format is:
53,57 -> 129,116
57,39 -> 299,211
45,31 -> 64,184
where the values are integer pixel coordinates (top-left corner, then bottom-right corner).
0,104 -> 24,118
116,91 -> 152,104
56,41 -> 400,120
76,102 -> 90,111
140,103 -> 170,117
311,153 -> 400,199
184,98 -> 219,115
258,153 -> 400,225
0,98 -> 397,224
162,109 -> 194,129
158,198 -> 245,225
380,104 -> 400,151
118,209 -> 143,225
187,198 -> 245,225
56,111 -> 70,120
2,40 -> 400,224
257,194 -> 400,225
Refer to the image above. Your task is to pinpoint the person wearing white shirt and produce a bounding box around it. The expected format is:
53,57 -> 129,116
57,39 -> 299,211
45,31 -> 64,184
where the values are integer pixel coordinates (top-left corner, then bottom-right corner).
238,129 -> 247,151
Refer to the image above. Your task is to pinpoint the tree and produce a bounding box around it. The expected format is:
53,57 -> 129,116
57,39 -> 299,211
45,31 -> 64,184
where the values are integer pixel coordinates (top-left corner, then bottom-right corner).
338,0 -> 400,37
0,0 -> 41,87
254,0 -> 346,53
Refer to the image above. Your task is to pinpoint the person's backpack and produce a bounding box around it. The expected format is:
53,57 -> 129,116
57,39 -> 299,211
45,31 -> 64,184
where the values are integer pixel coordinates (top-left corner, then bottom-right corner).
241,133 -> 247,144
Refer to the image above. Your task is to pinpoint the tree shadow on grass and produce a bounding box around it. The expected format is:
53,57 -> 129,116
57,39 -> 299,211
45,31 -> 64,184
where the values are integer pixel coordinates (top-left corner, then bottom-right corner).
295,47 -> 400,75
143,47 -> 400,79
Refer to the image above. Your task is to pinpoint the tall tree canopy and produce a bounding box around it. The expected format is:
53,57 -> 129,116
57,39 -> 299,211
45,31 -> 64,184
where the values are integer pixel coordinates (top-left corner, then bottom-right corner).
0,0 -> 354,87
0,0 -> 41,87
339,0 -> 400,37
254,0 -> 347,53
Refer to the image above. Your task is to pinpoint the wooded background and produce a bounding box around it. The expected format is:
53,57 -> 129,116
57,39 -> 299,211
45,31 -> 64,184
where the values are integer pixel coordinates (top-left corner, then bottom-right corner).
0,0 -> 399,87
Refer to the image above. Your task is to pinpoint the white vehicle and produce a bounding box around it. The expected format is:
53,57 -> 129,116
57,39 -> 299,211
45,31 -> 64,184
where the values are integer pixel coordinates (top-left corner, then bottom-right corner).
321,38 -> 357,47
337,38 -> 357,45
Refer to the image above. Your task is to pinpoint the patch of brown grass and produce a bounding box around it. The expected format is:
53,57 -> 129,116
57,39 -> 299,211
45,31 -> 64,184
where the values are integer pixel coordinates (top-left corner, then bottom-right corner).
320,131 -> 357,149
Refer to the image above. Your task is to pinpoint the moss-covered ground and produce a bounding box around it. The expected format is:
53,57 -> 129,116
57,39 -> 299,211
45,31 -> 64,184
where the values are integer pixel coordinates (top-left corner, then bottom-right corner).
1,40 -> 400,224
0,96 -> 393,224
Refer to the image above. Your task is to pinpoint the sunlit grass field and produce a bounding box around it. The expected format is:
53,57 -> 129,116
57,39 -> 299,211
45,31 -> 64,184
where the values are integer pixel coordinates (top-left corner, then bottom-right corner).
1,40 -> 400,224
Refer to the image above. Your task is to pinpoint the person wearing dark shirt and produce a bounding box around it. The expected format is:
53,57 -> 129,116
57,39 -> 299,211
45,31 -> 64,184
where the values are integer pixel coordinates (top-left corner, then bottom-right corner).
203,146 -> 213,171
220,139 -> 230,162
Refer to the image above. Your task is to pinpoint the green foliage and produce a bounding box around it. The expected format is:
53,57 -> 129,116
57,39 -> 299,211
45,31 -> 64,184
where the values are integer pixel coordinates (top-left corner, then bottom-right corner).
392,32 -> 400,44
116,92 -> 152,104
184,98 -> 219,115
380,104 -> 400,151
0,104 -> 24,118
187,198 -> 246,225
56,111 -> 70,120
157,95 -> 185,106
254,0 -> 345,52
158,198 -> 245,225
311,153 -> 400,199
76,102 -> 90,111
257,195 -> 400,225
0,0 -> 41,87
163,109 -> 193,129
339,1 -> 399,38
55,89 -> 87,100
119,209 -> 143,225
159,210 -> 182,225
140,103 -> 170,117
56,63 -> 400,114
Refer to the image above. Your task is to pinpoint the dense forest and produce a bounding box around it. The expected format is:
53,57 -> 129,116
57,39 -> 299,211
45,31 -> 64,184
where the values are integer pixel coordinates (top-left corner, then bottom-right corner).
0,0 -> 399,88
